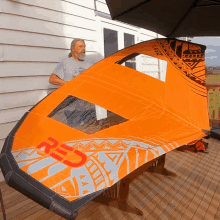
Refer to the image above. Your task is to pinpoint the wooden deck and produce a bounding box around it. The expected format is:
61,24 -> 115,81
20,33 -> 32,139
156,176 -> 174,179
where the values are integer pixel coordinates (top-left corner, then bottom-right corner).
0,137 -> 220,220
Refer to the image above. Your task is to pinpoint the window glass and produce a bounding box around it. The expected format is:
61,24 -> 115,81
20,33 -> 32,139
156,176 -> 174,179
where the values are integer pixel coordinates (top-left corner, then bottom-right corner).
124,33 -> 136,69
104,28 -> 118,58
48,95 -> 128,134
124,33 -> 135,48
117,53 -> 167,82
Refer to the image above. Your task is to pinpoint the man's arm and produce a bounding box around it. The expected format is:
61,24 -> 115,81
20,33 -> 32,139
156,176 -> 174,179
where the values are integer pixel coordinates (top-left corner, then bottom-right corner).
49,73 -> 67,86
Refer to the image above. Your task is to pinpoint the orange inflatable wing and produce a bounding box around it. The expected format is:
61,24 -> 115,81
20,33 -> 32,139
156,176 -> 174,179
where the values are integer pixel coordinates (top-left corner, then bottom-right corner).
0,38 -> 209,219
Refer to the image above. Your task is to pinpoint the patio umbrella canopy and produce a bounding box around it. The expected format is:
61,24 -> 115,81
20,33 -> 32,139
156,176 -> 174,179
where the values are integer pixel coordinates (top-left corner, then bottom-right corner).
106,0 -> 220,37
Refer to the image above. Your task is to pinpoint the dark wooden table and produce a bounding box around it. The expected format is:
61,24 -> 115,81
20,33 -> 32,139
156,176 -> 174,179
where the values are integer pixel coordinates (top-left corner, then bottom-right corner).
93,154 -> 176,216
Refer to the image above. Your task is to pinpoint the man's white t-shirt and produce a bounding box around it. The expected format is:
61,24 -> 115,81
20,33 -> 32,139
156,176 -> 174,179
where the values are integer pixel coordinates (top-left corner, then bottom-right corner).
53,57 -> 108,121
53,57 -> 93,81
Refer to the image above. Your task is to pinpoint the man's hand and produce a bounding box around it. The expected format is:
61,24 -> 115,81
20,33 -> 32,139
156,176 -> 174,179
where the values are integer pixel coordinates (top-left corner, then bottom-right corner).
49,74 -> 67,86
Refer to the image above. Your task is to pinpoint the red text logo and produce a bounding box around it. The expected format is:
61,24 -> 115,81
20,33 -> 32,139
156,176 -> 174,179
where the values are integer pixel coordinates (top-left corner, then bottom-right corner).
36,137 -> 87,167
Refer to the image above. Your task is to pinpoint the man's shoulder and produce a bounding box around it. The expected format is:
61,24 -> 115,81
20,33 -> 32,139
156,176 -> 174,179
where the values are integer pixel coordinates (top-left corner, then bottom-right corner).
74,59 -> 94,67
62,57 -> 94,67
61,57 -> 73,63
83,59 -> 94,66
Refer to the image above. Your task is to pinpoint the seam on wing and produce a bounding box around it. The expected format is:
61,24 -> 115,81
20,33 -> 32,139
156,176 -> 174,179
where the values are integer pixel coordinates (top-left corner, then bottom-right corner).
50,200 -> 72,215
5,171 -> 13,184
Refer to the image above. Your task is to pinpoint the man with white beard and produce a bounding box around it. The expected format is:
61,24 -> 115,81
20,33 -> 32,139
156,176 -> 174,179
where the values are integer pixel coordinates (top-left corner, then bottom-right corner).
49,39 -> 93,86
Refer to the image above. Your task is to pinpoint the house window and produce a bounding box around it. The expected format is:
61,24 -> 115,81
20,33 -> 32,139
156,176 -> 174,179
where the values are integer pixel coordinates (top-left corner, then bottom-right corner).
104,28 -> 118,57
124,33 -> 135,48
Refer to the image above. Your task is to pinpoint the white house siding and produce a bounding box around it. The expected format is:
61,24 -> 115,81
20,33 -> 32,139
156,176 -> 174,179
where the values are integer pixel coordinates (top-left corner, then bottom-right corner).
0,0 -> 99,181
0,0 -> 163,181
95,0 -> 110,14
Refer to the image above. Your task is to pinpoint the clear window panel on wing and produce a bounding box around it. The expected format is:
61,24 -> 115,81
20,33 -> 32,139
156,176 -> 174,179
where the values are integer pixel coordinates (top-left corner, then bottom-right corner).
116,53 -> 167,82
48,95 -> 128,134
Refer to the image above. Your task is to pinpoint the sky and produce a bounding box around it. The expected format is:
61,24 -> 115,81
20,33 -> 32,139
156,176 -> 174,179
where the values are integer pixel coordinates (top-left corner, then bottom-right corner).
192,37 -> 220,66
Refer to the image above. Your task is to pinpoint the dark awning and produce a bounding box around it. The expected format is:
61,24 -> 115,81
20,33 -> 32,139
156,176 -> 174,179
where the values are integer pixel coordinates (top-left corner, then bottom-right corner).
106,0 -> 220,37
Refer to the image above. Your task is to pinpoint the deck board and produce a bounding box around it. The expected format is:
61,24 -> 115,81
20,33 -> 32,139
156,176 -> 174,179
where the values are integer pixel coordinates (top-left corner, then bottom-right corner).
0,138 -> 220,220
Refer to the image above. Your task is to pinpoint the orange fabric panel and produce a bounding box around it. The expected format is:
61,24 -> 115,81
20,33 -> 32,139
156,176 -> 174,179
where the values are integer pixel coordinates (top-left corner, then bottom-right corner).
23,117 -> 87,148
137,148 -> 147,166
41,167 -> 72,188
190,89 -> 209,129
28,161 -> 57,180
118,157 -> 128,180
127,147 -> 137,173
12,136 -> 30,151
165,64 -> 191,118
165,64 -> 209,130
14,112 -> 45,143
70,81 -> 148,119
93,64 -> 165,105
31,92 -> 68,116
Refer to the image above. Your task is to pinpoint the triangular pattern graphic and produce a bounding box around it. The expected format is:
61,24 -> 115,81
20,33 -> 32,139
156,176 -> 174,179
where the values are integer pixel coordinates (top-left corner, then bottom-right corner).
81,141 -> 89,145
12,151 -> 20,157
104,145 -> 111,149
79,174 -> 86,179
108,140 -> 118,144
17,159 -> 38,168
23,149 -> 35,155
105,153 -> 117,162
185,61 -> 199,69
83,190 -> 90,194
94,140 -> 103,144
119,145 -> 126,149
157,40 -> 205,86
85,152 -> 94,156
82,182 -> 89,186
90,146 -> 97,150
37,147 -> 45,153
59,185 -> 69,196
108,152 -> 124,165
